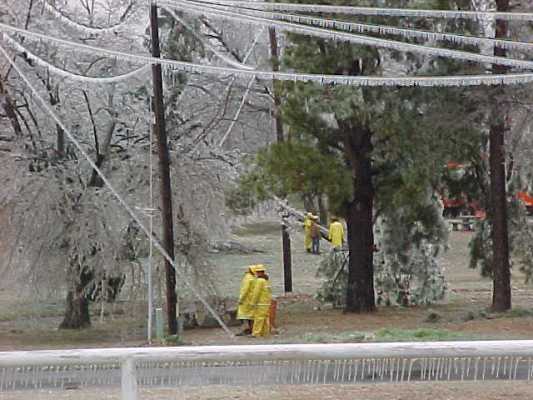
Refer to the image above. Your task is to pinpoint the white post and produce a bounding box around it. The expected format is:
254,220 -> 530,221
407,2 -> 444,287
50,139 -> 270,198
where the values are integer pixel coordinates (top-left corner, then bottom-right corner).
121,357 -> 138,400
148,129 -> 154,344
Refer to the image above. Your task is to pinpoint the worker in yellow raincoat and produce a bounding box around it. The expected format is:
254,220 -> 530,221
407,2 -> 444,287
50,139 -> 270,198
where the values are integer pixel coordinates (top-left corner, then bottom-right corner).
250,265 -> 272,337
236,265 -> 257,336
303,212 -> 313,253
328,217 -> 345,250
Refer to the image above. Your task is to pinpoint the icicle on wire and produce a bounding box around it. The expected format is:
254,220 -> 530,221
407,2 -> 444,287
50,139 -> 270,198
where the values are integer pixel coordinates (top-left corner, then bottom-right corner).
166,0 -> 533,70
178,0 -> 533,21
2,23 -> 533,87
195,2 -> 533,52
161,6 -> 254,70
0,43 -> 235,339
36,0 -> 138,35
3,34 -> 149,84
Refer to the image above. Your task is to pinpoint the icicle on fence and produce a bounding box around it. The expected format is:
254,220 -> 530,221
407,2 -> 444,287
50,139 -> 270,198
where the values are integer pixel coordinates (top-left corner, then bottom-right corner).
1,342 -> 533,398
3,23 -> 533,88
177,0 -> 533,21
1,356 -> 533,391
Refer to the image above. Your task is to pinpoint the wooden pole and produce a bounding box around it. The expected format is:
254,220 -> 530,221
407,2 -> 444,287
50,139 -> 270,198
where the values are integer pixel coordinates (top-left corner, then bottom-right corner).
150,3 -> 177,334
281,214 -> 292,292
269,26 -> 292,292
489,0 -> 511,312
268,27 -> 284,143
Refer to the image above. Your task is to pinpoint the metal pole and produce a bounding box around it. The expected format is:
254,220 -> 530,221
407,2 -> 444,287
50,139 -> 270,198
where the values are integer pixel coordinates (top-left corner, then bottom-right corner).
150,2 -> 177,334
147,126 -> 154,344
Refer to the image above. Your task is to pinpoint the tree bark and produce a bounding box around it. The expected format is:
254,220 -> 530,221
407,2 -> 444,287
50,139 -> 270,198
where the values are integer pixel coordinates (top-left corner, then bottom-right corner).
317,194 -> 328,226
343,123 -> 376,313
490,0 -> 511,312
60,267 -> 91,329
0,80 -> 22,137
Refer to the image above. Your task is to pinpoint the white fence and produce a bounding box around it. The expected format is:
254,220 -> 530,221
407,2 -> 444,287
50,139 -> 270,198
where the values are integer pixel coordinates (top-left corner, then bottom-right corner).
1,341 -> 533,399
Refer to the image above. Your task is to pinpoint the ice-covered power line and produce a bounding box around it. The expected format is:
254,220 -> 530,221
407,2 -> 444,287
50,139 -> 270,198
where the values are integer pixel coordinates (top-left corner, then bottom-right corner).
36,0 -> 138,34
199,3 -> 533,52
0,42 -> 235,338
2,23 -> 533,87
4,34 -> 149,84
165,1 -> 533,70
179,0 -> 533,21
161,6 -> 254,70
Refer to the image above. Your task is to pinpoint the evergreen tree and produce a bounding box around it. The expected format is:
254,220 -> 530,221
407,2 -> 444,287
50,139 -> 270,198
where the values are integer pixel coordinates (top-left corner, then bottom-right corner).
242,0 -> 499,311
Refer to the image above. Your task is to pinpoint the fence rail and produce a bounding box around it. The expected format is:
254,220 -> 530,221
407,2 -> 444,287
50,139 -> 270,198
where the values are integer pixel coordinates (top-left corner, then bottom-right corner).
1,341 -> 533,399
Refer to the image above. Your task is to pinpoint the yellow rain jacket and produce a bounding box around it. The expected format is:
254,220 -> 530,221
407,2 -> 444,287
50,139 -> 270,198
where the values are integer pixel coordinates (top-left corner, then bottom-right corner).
237,266 -> 256,320
303,215 -> 313,251
328,221 -> 344,248
251,277 -> 272,337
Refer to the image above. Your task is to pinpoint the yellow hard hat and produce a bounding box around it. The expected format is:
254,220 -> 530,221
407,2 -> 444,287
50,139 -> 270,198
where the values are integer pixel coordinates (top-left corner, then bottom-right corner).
254,264 -> 266,272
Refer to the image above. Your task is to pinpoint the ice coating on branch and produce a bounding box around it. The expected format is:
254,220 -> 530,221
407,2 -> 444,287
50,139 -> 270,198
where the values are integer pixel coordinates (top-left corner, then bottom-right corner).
162,6 -> 254,70
36,0 -> 138,35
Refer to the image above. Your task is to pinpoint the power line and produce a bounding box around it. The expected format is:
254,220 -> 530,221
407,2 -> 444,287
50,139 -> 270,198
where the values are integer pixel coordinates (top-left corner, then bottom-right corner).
4,34 -> 149,84
2,23 -> 533,87
195,2 -> 533,52
179,0 -> 533,21
165,0 -> 533,70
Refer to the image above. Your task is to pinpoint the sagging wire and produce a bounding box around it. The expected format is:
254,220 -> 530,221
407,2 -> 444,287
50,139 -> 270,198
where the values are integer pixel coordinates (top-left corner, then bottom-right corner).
190,1 -> 533,52
3,34 -> 149,84
176,0 -> 533,21
164,0 -> 533,71
2,23 -> 533,87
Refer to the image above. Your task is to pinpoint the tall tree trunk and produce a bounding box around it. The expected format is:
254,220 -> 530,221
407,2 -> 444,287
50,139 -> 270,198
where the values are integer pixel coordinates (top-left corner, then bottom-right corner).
317,194 -> 328,226
88,120 -> 116,187
343,123 -> 376,313
490,0 -> 511,312
60,266 -> 91,329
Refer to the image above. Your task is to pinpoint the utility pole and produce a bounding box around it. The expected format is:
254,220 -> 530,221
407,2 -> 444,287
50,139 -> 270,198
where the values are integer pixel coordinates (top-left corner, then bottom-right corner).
150,3 -> 178,334
489,0 -> 511,312
269,26 -> 292,292
269,27 -> 284,143
281,212 -> 292,292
